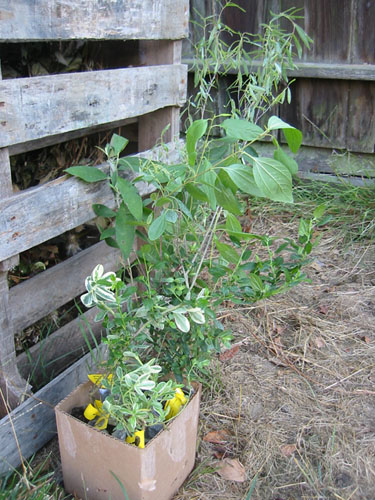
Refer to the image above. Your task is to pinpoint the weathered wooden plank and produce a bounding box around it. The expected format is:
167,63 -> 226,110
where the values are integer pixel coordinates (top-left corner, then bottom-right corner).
0,65 -> 187,148
255,142 -> 375,180
280,0 -> 352,62
0,141 -> 184,263
346,81 -> 375,153
139,41 -> 183,150
0,0 -> 189,41
8,117 -> 137,157
0,273 -> 31,416
16,307 -> 103,388
279,78 -> 350,150
9,241 -> 123,333
183,58 -> 375,82
0,346 -> 104,475
354,0 -> 375,64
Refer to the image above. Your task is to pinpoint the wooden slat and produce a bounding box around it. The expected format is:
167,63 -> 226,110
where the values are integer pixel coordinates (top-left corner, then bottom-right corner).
183,58 -> 375,81
0,65 -> 187,148
139,41 -> 183,150
8,117 -> 137,157
255,142 -> 375,180
0,346 -> 104,475
279,78 -> 350,150
16,308 -> 103,388
0,0 -> 189,41
0,141 -> 185,263
9,241 -> 123,333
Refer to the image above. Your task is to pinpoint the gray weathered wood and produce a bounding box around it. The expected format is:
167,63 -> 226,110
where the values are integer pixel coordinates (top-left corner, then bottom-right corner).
0,59 -> 30,414
139,41 -> 183,150
0,346 -> 104,475
0,141 -> 185,263
0,65 -> 187,148
9,241 -> 123,333
16,307 -> 103,388
0,0 -> 189,41
0,274 -> 31,416
183,57 -> 375,82
8,117 -> 137,157
255,142 -> 375,180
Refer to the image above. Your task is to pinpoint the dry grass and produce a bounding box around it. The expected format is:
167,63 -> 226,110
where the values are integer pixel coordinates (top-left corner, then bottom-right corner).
175,210 -> 375,500
26,186 -> 375,500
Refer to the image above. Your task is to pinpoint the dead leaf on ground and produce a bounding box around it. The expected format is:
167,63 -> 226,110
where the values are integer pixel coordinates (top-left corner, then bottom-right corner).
313,336 -> 325,349
280,443 -> 297,457
216,458 -> 246,482
319,304 -> 329,315
219,345 -> 239,361
203,429 -> 231,444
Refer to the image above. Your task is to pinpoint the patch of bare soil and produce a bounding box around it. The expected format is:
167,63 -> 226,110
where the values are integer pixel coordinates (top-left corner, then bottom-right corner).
175,214 -> 375,500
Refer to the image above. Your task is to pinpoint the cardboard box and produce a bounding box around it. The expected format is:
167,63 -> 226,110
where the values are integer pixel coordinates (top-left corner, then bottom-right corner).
55,381 -> 201,500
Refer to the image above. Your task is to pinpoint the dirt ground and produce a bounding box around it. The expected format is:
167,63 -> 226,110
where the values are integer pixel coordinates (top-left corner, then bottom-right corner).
35,204 -> 375,500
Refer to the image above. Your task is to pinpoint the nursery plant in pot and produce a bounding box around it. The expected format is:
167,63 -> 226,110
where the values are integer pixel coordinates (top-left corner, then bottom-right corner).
55,264 -> 202,500
58,115 -> 323,500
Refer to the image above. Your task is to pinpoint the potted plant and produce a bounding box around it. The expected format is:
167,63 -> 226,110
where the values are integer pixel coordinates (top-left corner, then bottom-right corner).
57,115 -> 322,499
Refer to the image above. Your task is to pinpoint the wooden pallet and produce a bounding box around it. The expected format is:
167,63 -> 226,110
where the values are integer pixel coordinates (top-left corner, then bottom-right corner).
0,0 -> 188,473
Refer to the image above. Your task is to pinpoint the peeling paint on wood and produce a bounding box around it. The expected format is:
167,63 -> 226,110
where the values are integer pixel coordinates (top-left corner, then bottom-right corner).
0,0 -> 189,41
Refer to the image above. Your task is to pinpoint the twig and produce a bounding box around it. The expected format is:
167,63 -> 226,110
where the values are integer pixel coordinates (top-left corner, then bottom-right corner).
324,368 -> 365,391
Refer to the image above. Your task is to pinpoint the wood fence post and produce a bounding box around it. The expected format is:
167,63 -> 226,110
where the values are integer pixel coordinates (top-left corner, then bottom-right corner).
138,40 -> 183,151
0,149 -> 30,415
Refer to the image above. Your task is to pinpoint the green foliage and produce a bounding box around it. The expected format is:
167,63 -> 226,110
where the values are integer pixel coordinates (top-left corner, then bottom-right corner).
188,1 -> 313,123
101,352 -> 179,435
69,112 -> 323,382
0,459 -> 66,500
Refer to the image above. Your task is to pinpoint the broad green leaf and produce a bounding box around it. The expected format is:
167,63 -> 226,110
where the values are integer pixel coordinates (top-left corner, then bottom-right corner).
273,148 -> 298,176
215,239 -> 240,265
173,312 -> 190,333
222,118 -> 263,141
116,177 -> 143,221
110,134 -> 128,155
92,204 -> 117,217
253,157 -> 293,203
115,203 -> 135,260
176,199 -> 192,219
186,119 -> 208,166
148,212 -> 167,240
225,213 -> 242,234
103,237 -> 120,249
313,204 -> 326,219
99,227 -> 115,240
248,273 -> 264,293
118,156 -> 150,172
185,183 -> 209,202
267,116 -> 302,153
267,116 -> 294,130
154,197 -> 171,208
223,164 -> 263,197
222,230 -> 264,242
200,168 -> 217,210
165,210 -> 178,223
283,128 -> 303,154
65,166 -> 107,182
215,182 -> 242,215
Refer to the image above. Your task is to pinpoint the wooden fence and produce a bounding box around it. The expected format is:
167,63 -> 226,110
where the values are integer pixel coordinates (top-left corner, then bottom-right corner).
0,0 -> 188,474
184,0 -> 375,182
